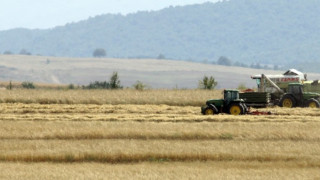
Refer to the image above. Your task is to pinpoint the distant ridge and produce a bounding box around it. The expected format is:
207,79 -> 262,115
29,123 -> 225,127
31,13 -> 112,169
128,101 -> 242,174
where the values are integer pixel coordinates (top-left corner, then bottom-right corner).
1,0 -> 320,72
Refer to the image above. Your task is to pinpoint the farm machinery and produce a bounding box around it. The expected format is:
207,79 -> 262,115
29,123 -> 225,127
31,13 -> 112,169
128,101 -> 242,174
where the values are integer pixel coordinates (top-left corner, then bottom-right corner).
279,83 -> 320,108
251,70 -> 320,108
201,89 -> 271,115
201,69 -> 320,115
252,69 -> 320,106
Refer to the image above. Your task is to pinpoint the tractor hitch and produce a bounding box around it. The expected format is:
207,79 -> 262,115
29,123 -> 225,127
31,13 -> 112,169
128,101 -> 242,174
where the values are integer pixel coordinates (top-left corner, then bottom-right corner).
247,110 -> 272,115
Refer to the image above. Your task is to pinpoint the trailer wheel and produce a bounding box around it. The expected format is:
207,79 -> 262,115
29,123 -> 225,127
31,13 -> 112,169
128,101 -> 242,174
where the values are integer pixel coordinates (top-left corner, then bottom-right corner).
229,103 -> 244,115
305,98 -> 320,108
204,105 -> 218,115
279,95 -> 296,108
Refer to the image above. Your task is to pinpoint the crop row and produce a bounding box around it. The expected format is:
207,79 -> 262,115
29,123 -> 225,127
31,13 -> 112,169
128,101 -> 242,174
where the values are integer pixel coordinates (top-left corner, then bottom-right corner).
0,89 -> 222,106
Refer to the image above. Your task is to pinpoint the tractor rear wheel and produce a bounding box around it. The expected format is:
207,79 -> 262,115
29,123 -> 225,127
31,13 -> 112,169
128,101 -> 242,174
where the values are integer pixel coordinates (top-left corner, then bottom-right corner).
279,95 -> 296,108
204,105 -> 218,115
229,103 -> 244,115
305,98 -> 320,108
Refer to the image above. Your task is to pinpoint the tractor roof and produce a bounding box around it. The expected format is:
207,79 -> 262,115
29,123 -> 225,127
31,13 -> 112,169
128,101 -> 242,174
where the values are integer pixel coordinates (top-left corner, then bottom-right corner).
224,89 -> 239,92
251,69 -> 306,80
283,69 -> 304,76
288,83 -> 303,86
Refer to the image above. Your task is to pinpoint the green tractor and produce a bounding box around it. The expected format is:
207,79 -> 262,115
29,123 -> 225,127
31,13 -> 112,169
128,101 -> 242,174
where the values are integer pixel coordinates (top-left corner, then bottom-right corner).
279,83 -> 320,108
201,89 -> 248,115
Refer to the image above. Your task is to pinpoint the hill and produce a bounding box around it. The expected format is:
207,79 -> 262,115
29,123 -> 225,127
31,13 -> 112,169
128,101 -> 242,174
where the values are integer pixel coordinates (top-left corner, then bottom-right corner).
1,55 -> 320,89
0,0 -> 320,72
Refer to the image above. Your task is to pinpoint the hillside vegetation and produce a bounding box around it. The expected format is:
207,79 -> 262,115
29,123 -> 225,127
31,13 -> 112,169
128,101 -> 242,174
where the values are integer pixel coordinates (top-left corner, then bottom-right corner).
0,0 -> 320,72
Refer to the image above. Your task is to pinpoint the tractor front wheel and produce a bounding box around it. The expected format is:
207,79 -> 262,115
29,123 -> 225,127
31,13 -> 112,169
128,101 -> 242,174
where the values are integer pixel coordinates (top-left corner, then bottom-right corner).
204,105 -> 218,115
229,103 -> 244,115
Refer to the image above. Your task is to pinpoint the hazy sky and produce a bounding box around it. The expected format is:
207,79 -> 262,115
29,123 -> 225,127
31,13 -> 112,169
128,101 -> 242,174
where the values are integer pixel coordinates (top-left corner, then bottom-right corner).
0,0 -> 221,31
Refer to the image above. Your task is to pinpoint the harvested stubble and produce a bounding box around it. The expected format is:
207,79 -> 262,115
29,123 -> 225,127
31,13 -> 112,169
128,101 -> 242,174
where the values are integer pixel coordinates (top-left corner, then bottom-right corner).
1,116 -> 320,141
0,89 -> 222,106
0,139 -> 319,164
1,103 -> 320,179
0,104 -> 319,124
1,162 -> 320,180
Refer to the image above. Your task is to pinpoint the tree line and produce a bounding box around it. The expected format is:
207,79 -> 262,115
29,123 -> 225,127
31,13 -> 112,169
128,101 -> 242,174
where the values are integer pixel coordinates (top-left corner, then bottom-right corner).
4,72 -> 226,91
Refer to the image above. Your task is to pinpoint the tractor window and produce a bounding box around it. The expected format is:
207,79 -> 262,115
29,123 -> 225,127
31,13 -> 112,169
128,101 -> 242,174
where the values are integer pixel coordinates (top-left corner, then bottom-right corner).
256,79 -> 261,88
224,91 -> 232,100
289,86 -> 301,94
233,91 -> 239,99
224,91 -> 238,100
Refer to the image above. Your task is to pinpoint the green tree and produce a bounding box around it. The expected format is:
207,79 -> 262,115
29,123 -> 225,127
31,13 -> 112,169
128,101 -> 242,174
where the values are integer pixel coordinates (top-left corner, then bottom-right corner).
198,75 -> 218,90
217,56 -> 232,66
157,54 -> 166,59
3,50 -> 13,55
93,48 -> 106,57
7,81 -> 13,90
19,49 -> 31,55
109,72 -> 122,89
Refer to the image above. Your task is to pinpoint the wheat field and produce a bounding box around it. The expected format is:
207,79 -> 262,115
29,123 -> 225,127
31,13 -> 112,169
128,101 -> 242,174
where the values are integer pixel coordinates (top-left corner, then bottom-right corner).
0,89 -> 320,179
0,89 -> 222,106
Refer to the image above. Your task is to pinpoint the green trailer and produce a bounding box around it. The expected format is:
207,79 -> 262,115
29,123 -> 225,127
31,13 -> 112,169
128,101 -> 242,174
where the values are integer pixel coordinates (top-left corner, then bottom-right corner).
239,92 -> 271,107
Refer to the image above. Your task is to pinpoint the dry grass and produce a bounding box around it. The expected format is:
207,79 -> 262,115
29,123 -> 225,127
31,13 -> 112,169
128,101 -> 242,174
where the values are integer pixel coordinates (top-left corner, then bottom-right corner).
0,138 -> 319,163
0,89 -> 222,106
1,103 -> 320,179
1,162 -> 319,180
0,104 -> 320,142
0,103 -> 319,123
1,120 -> 320,141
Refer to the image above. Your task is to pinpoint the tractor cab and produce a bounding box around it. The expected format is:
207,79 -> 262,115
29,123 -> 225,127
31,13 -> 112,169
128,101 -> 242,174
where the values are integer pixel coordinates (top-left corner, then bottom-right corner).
224,89 -> 239,101
288,83 -> 303,94
224,89 -> 240,106
287,83 -> 304,102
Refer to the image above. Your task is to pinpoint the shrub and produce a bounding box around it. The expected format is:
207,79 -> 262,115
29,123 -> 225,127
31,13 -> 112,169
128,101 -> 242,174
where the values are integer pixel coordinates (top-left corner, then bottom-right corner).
237,83 -> 247,91
84,72 -> 123,89
68,84 -> 75,89
133,81 -> 147,91
19,49 -> 31,55
198,76 -> 218,90
85,81 -> 110,89
21,81 -> 35,89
